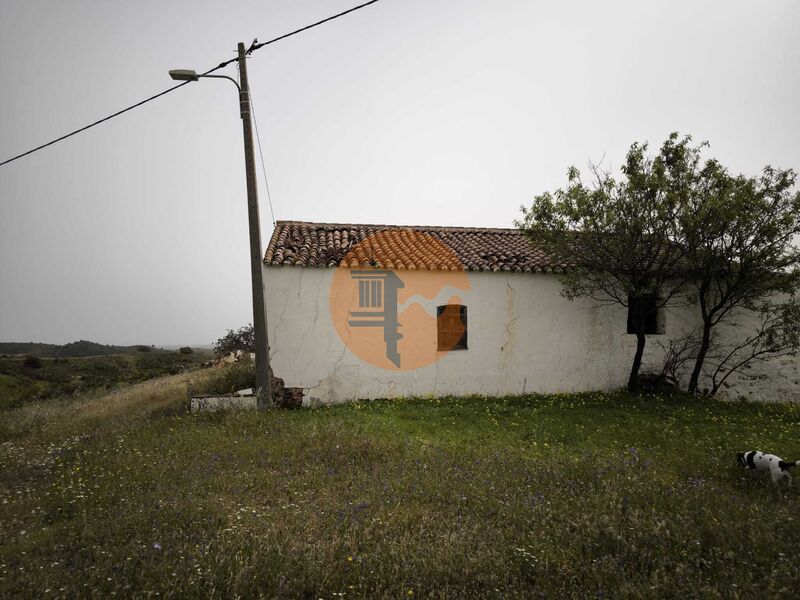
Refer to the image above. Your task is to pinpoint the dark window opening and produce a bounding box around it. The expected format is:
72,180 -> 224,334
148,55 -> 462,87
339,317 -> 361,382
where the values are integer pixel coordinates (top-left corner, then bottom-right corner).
437,305 -> 468,351
627,294 -> 660,335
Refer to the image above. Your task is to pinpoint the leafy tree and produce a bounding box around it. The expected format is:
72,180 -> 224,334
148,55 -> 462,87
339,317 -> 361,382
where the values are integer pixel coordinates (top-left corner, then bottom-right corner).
518,135 -> 697,392
214,325 -> 255,359
680,161 -> 800,394
520,132 -> 800,395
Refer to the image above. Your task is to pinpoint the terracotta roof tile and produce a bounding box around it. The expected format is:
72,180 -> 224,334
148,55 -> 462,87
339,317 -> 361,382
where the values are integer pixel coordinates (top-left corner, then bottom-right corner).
264,221 -> 566,273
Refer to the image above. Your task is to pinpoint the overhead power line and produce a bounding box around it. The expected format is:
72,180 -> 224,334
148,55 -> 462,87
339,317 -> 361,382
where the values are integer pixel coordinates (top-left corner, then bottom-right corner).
0,0 -> 386,168
247,0 -> 383,53
0,64 -> 229,168
248,85 -> 277,227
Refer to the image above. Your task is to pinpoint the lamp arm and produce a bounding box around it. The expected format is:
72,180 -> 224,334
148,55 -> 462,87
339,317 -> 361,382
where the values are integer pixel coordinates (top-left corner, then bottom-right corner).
198,74 -> 241,91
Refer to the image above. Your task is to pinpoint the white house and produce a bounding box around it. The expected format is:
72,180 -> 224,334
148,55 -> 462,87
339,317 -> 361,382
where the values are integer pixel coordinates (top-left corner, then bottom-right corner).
263,221 -> 799,405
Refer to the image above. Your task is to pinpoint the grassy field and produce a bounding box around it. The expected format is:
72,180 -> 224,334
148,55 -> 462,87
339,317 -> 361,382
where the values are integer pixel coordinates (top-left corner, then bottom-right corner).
1,369 -> 800,598
0,350 -> 210,410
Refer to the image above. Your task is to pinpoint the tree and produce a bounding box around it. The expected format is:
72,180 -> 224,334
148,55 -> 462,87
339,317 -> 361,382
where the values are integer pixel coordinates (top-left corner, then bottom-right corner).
680,162 -> 800,394
214,324 -> 255,359
23,354 -> 43,369
518,135 -> 697,392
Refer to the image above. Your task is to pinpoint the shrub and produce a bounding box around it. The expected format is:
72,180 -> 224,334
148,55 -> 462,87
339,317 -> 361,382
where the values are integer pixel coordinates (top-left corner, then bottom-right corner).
193,359 -> 255,395
23,355 -> 43,369
135,345 -> 153,353
179,347 -> 193,355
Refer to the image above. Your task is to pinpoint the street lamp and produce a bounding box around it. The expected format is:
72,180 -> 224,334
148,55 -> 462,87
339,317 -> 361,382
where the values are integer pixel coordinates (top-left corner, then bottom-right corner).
169,69 -> 241,89
168,69 -> 199,82
170,43 -> 273,409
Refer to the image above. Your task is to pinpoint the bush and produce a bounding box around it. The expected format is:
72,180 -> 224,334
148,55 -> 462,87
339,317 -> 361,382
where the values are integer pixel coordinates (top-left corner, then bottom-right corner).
193,359 -> 255,395
135,345 -> 153,353
23,355 -> 43,369
179,347 -> 193,355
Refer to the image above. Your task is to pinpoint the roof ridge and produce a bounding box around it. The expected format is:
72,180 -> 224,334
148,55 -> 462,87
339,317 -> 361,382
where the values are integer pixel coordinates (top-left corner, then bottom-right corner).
275,220 -> 521,233
264,220 -> 566,273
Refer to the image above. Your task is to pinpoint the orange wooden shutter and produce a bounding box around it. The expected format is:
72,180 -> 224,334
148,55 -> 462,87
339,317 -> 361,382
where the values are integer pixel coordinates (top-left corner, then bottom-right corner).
437,305 -> 467,351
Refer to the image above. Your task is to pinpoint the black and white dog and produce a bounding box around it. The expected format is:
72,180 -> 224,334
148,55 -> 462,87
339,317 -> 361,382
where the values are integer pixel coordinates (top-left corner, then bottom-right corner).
737,451 -> 799,485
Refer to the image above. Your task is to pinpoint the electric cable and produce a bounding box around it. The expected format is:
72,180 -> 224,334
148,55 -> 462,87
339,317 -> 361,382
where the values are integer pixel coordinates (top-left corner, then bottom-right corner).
247,84 -> 277,227
0,0 -> 386,168
247,0 -> 383,53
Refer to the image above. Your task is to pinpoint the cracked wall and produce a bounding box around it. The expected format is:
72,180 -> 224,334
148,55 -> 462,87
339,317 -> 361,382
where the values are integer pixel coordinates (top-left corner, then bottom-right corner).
264,266 -> 798,404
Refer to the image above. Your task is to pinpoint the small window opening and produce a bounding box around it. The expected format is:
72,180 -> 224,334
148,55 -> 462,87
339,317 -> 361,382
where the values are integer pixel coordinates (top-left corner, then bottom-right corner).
437,305 -> 468,351
627,294 -> 663,335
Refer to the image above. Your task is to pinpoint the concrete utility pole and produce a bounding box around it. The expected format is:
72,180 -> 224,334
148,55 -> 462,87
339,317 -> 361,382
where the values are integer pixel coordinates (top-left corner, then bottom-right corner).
169,45 -> 273,408
237,42 -> 273,409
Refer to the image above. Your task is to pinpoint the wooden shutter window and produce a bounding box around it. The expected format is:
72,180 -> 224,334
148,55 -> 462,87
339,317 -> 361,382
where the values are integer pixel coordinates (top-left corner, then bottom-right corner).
437,305 -> 468,351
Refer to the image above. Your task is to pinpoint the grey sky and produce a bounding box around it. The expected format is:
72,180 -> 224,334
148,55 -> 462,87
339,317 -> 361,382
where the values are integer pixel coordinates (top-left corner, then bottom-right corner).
1,0 -> 799,346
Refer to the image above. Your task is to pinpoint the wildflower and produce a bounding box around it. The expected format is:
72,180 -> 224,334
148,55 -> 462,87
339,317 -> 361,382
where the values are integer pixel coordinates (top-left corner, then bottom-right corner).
153,542 -> 162,550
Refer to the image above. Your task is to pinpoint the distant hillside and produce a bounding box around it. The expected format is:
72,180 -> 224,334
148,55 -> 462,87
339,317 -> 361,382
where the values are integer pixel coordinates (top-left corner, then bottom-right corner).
0,340 -> 156,358
0,345 -> 211,409
51,340 -> 151,358
0,342 -> 60,356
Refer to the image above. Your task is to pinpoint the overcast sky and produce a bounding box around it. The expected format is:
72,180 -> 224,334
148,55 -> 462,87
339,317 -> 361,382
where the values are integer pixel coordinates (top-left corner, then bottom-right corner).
1,0 -> 799,346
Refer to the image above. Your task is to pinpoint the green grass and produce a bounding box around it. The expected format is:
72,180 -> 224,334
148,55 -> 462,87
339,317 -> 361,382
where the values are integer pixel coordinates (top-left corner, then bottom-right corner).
1,378 -> 799,598
0,351 -> 210,409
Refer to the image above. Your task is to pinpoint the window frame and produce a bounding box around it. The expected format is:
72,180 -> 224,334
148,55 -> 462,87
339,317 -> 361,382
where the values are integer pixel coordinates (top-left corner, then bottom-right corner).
626,294 -> 664,335
436,304 -> 468,351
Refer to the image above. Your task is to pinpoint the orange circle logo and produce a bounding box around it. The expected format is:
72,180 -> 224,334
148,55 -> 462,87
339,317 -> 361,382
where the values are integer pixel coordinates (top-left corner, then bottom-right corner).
329,230 -> 471,371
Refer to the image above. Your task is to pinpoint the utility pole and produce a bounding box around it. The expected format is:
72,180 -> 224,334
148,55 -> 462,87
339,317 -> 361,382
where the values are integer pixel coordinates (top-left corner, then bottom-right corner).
237,42 -> 272,409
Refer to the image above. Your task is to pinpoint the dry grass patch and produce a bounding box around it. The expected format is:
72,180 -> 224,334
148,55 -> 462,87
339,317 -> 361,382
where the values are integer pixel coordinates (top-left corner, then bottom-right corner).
1,372 -> 182,438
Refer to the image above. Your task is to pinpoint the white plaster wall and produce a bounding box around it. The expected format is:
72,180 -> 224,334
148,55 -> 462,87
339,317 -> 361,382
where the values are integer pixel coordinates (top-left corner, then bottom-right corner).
720,355 -> 800,403
264,266 -> 707,404
191,396 -> 257,412
689,303 -> 800,403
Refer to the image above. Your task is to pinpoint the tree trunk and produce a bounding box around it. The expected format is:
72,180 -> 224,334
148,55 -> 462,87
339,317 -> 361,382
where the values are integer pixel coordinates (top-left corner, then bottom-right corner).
688,321 -> 712,395
628,331 -> 646,393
